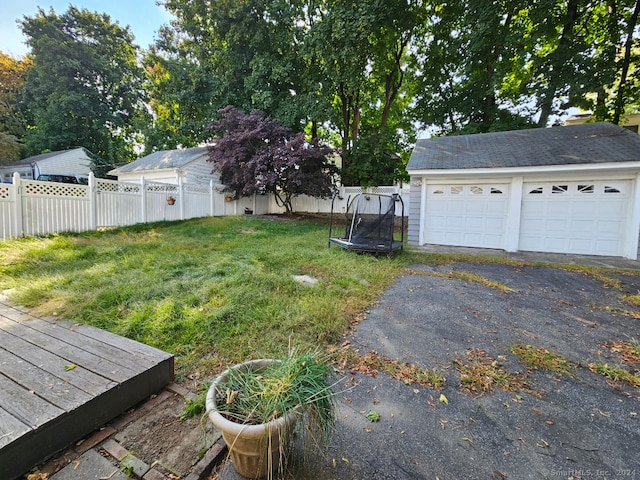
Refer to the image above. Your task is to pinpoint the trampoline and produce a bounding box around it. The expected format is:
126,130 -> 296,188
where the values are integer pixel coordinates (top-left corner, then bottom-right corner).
328,191 -> 404,254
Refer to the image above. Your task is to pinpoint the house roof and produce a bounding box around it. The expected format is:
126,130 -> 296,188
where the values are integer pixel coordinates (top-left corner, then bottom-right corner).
3,147 -> 89,167
407,122 -> 640,172
109,146 -> 210,174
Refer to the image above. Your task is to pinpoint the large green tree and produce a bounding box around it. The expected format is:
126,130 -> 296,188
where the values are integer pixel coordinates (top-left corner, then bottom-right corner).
412,0 -> 541,135
149,0 -> 639,182
0,53 -> 32,162
20,7 -> 147,169
305,0 -> 424,185
412,0 -> 639,135
150,0 -> 422,185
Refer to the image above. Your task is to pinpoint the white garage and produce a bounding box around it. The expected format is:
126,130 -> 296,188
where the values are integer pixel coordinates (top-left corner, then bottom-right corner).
406,123 -> 640,259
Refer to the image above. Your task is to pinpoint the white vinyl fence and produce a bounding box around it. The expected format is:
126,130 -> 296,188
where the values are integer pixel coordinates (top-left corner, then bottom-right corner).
0,172 -> 408,240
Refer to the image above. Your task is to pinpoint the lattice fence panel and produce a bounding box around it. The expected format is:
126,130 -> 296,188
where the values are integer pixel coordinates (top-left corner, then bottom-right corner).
24,181 -> 87,197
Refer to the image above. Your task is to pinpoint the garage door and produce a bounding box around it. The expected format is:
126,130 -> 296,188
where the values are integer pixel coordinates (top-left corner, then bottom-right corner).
519,181 -> 629,256
425,184 -> 509,248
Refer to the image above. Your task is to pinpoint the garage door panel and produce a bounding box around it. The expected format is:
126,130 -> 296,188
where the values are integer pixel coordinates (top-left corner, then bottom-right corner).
520,218 -> 545,231
485,217 -> 505,229
520,181 -> 629,256
571,220 -> 594,233
447,216 -> 465,228
466,203 -> 486,215
447,200 -> 467,214
546,219 -> 570,232
568,239 -> 592,252
544,238 -> 567,250
595,239 -> 620,254
465,217 -> 484,229
573,202 -> 597,215
486,202 -> 507,215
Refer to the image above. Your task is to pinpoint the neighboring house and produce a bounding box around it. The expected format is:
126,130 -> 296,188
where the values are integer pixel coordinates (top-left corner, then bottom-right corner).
0,147 -> 94,183
109,146 -> 217,185
565,113 -> 640,134
406,122 -> 640,259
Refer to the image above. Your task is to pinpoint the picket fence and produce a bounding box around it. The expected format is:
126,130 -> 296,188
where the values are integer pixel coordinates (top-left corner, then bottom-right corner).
0,172 -> 408,240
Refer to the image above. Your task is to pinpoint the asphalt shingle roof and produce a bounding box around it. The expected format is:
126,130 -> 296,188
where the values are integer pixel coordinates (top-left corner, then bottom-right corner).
407,122 -> 640,171
5,147 -> 88,167
110,146 -> 210,174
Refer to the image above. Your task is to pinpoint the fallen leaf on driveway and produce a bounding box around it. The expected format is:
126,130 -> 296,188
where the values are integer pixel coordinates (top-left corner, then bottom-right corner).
366,410 -> 380,422
439,393 -> 449,404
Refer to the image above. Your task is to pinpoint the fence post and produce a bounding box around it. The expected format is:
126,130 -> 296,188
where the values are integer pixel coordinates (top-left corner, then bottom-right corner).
12,172 -> 23,238
209,179 -> 214,216
178,177 -> 185,220
88,172 -> 97,230
140,176 -> 147,223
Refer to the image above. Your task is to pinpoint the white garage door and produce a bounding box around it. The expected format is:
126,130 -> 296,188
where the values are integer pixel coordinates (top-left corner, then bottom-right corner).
425,184 -> 509,249
520,181 -> 630,256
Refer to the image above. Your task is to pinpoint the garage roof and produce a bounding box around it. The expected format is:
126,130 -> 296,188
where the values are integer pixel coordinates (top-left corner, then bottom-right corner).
109,146 -> 210,174
407,122 -> 640,171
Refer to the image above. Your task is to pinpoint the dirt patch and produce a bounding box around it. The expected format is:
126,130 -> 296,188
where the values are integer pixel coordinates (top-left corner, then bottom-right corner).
114,389 -> 220,477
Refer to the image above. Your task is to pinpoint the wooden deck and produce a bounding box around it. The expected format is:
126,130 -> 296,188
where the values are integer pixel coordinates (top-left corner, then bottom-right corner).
0,296 -> 174,480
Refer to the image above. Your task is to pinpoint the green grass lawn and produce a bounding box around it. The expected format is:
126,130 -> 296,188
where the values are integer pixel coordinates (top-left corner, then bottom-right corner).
0,215 -> 410,378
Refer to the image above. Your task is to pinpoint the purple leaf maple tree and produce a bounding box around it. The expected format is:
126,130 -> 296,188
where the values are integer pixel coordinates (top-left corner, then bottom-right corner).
208,106 -> 338,214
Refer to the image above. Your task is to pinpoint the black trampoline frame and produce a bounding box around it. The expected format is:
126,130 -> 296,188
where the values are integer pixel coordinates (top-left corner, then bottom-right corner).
328,191 -> 405,254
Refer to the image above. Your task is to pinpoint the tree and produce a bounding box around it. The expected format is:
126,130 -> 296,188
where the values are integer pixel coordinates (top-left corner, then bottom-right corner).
155,0 -> 638,183
0,53 -> 32,157
149,0 -> 329,151
412,0 -> 541,135
20,7 -> 147,168
306,0 -> 423,184
208,106 -> 338,214
0,132 -> 21,163
152,0 -> 422,186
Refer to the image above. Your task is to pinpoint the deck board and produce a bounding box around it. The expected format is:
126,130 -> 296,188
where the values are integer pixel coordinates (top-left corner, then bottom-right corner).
0,296 -> 174,480
0,374 -> 64,428
0,346 -> 93,411
0,322 -> 116,396
0,406 -> 30,449
0,316 -> 137,383
0,304 -> 153,373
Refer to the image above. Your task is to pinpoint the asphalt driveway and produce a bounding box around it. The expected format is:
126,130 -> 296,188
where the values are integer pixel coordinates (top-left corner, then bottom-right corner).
218,254 -> 640,480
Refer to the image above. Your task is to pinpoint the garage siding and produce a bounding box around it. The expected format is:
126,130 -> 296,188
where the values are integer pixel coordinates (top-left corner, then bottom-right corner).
407,177 -> 423,245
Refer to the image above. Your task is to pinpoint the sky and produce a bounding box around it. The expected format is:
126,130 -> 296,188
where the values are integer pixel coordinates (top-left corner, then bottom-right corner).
0,0 -> 174,57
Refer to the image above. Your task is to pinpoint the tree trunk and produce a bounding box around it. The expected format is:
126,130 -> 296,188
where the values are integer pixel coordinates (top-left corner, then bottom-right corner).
613,0 -> 640,124
482,12 -> 512,130
537,0 -> 580,126
380,40 -> 407,129
339,82 -> 351,154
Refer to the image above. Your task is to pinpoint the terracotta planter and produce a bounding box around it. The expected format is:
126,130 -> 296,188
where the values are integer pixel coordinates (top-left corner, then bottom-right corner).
206,360 -> 299,479
167,197 -> 176,205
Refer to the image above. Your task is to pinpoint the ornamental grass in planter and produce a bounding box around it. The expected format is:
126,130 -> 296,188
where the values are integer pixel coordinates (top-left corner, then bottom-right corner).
206,351 -> 335,479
